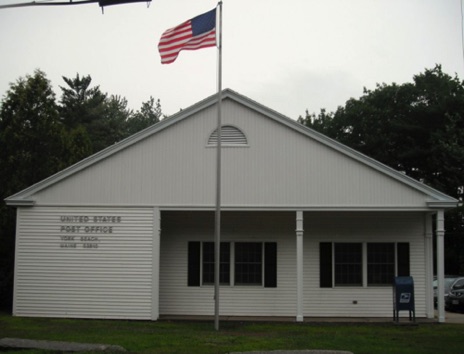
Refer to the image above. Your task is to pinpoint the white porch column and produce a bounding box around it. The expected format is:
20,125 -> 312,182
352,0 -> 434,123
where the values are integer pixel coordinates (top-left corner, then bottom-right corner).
436,210 -> 446,323
424,213 -> 434,319
296,211 -> 304,322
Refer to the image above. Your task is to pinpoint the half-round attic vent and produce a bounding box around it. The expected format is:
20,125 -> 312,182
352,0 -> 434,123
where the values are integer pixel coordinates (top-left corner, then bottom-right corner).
208,125 -> 248,146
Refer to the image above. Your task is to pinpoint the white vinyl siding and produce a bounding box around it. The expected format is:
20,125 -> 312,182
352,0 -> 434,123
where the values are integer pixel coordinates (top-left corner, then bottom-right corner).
32,100 -> 430,209
12,208 -> 428,320
159,211 -> 296,317
303,212 -> 426,317
160,211 -> 427,318
14,206 -> 156,320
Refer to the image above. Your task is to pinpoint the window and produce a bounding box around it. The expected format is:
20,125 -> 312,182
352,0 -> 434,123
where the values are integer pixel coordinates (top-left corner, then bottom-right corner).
202,242 -> 230,285
367,243 -> 395,286
187,241 -> 277,287
334,243 -> 363,286
320,242 -> 410,288
235,242 -> 262,285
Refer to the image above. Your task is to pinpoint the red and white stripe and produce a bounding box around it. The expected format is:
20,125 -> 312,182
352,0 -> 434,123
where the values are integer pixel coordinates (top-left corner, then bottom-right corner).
158,20 -> 216,64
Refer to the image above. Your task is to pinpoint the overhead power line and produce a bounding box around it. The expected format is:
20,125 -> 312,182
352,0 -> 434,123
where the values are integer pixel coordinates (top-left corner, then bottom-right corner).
0,0 -> 151,10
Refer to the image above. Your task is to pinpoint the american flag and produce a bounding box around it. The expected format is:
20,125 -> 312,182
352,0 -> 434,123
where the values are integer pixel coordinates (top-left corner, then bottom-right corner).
158,8 -> 217,64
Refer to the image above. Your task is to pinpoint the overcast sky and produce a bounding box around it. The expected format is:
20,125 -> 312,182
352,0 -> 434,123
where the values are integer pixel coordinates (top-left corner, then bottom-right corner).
1,0 -> 463,119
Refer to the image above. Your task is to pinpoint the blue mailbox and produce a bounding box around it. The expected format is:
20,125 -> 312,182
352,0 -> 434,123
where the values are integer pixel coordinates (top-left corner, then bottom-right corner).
393,276 -> 415,322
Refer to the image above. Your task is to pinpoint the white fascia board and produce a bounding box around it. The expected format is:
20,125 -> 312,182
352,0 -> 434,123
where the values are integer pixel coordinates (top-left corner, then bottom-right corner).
159,205 -> 441,212
4,199 -> 35,207
427,201 -> 461,209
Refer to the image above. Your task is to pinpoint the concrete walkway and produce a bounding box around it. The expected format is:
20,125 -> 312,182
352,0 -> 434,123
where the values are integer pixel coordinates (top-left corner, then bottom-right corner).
0,338 -> 355,354
161,314 -> 464,324
0,338 -> 126,352
438,310 -> 464,323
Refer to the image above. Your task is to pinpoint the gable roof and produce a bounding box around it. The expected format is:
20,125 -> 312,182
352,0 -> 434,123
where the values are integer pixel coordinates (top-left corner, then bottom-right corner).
5,88 -> 459,209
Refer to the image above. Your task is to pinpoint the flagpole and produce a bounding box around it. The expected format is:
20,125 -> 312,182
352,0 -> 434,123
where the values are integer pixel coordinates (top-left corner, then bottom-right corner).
214,0 -> 223,332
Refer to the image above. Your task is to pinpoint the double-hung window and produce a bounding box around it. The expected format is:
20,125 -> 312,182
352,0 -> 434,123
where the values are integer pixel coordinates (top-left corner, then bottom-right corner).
202,242 -> 230,285
188,241 -> 277,287
334,243 -> 363,286
367,243 -> 395,286
320,242 -> 409,288
235,242 -> 262,285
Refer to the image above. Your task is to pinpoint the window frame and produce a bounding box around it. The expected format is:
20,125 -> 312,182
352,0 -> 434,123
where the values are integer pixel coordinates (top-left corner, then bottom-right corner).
202,242 -> 230,285
234,242 -> 263,285
187,241 -> 277,288
367,242 -> 395,286
320,242 -> 410,288
334,242 -> 363,286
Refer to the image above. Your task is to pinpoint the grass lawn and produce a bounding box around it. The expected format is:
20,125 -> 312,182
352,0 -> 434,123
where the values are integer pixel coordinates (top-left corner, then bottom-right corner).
1,312 -> 463,354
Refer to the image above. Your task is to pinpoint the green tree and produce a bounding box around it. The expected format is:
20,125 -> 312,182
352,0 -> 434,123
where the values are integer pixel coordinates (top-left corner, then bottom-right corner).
63,125 -> 93,166
126,96 -> 163,136
0,69 -> 68,196
59,74 -> 108,153
93,94 -> 132,151
59,75 -> 136,153
300,65 -> 464,273
59,74 -> 107,129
